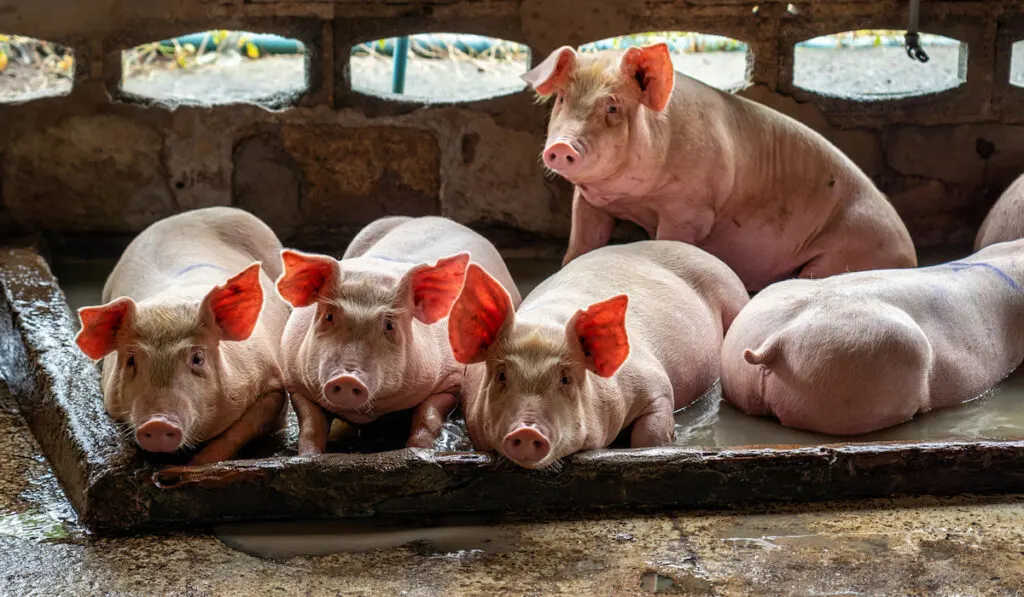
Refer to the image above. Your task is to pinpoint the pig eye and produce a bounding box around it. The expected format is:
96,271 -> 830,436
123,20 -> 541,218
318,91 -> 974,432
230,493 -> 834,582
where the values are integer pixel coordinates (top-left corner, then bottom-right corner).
190,350 -> 205,370
126,355 -> 136,368
383,317 -> 395,334
495,366 -> 507,384
606,104 -> 618,114
324,312 -> 334,323
560,369 -> 571,386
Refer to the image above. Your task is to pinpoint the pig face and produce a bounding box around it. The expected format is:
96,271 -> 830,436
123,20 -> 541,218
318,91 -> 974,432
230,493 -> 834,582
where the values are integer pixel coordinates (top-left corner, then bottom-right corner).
75,264 -> 265,454
276,249 -> 469,420
522,43 -> 675,184
449,264 -> 630,470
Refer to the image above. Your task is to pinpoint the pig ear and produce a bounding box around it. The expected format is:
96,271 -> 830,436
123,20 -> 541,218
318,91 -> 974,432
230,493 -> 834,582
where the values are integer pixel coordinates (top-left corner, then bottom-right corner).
201,263 -> 264,342
522,45 -> 578,95
401,252 -> 471,325
75,297 -> 137,360
567,294 -> 630,377
448,263 -> 514,364
276,249 -> 340,308
619,43 -> 675,112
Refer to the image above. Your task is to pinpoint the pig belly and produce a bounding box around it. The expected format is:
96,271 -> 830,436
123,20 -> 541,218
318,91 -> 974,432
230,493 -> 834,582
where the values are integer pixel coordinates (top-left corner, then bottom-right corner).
699,225 -> 807,292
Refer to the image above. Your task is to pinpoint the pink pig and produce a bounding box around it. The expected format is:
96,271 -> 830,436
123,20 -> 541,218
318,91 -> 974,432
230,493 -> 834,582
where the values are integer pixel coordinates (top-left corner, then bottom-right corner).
523,43 -> 917,291
277,216 -> 522,455
976,173 -> 1024,249
447,240 -> 748,469
721,238 -> 1024,435
74,207 -> 290,465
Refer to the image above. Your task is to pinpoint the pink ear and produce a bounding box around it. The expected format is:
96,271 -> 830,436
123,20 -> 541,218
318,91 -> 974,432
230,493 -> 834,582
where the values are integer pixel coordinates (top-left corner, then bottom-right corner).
203,263 -> 264,342
448,263 -> 513,364
75,297 -> 136,360
522,45 -> 578,95
571,294 -> 630,377
619,43 -> 675,112
408,252 -> 471,325
276,249 -> 339,308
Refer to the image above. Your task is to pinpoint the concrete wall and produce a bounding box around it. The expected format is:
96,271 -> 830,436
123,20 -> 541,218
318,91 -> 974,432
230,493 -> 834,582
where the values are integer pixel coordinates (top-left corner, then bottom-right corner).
1,0 -> 1023,256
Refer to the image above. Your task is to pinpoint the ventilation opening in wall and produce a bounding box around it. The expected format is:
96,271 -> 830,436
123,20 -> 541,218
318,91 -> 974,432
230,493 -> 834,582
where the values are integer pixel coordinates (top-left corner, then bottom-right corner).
0,34 -> 73,103
120,31 -> 307,108
793,30 -> 966,100
580,32 -> 749,91
1012,40 -> 1024,88
350,34 -> 530,102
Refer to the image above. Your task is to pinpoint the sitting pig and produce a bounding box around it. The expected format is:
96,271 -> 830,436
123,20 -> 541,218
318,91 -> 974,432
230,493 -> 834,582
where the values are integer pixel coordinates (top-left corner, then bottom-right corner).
523,43 -> 916,291
447,240 -> 748,469
721,239 -> 1024,435
75,207 -> 290,465
976,173 -> 1024,249
277,216 -> 522,454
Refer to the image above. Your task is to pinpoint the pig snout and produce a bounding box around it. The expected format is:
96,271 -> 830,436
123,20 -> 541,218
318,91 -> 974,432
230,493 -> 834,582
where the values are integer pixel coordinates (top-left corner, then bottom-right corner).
542,139 -> 582,176
502,426 -> 551,467
135,417 -> 184,453
323,373 -> 370,409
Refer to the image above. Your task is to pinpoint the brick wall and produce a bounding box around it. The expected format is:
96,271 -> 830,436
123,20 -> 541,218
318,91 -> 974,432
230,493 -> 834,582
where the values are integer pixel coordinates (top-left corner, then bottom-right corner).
1,0 -> 1022,257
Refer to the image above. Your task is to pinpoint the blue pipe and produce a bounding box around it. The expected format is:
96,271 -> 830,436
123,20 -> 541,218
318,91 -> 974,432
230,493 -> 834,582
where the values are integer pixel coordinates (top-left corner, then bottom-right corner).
159,32 -> 305,55
391,36 -> 409,94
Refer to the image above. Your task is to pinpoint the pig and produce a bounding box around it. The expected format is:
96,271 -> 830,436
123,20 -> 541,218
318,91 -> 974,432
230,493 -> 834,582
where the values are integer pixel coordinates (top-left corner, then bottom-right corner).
522,42 -> 917,291
976,173 -> 1024,249
721,238 -> 1024,435
74,207 -> 290,465
276,216 -> 522,455
447,240 -> 749,470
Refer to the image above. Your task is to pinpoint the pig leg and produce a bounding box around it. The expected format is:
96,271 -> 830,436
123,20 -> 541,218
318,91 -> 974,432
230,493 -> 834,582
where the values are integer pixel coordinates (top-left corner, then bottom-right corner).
629,402 -> 677,448
406,392 -> 459,449
291,392 -> 332,455
189,390 -> 287,465
564,188 -> 615,266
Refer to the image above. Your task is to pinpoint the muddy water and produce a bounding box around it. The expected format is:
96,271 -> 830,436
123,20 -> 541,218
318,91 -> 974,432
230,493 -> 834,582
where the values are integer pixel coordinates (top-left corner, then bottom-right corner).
50,251 -> 1024,453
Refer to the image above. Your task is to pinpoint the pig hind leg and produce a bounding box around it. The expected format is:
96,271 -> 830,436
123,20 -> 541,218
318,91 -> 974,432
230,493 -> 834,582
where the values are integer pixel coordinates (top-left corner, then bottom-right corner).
762,307 -> 932,435
343,216 -> 414,259
798,202 -> 917,280
189,389 -> 288,465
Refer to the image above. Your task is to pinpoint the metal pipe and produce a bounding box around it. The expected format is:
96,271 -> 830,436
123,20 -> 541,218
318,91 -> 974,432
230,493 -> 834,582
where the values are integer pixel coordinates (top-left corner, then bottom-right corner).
392,36 -> 410,94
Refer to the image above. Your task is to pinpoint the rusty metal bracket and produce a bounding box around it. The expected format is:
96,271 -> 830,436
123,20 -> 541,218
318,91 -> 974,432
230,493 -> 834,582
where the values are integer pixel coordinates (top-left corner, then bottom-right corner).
905,0 -> 930,63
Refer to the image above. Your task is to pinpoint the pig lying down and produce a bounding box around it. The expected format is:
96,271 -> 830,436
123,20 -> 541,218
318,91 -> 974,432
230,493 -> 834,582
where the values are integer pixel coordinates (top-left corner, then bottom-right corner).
277,216 -> 522,455
721,239 -> 1024,435
75,207 -> 290,465
448,241 -> 748,469
524,43 -> 916,291
976,173 -> 1024,249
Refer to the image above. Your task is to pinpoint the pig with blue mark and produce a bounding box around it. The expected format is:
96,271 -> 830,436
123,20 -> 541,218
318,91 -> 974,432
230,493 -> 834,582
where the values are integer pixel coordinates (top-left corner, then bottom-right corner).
721,239 -> 1024,435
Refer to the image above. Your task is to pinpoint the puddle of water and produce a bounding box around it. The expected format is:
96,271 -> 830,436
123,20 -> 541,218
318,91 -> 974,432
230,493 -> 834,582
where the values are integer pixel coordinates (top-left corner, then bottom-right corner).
47,249 -> 1024,453
214,518 -> 519,559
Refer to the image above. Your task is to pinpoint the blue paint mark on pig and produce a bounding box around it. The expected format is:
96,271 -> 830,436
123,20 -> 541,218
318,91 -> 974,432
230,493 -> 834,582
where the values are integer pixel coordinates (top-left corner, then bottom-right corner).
947,261 -> 1024,293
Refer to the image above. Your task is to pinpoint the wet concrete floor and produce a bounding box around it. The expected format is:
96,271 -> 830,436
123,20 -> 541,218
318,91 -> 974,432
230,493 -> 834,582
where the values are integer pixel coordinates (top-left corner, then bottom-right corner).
3,373 -> 1024,595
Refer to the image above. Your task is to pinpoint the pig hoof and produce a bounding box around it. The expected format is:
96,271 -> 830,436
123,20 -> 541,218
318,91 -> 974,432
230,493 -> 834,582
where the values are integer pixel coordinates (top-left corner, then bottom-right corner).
405,432 -> 436,450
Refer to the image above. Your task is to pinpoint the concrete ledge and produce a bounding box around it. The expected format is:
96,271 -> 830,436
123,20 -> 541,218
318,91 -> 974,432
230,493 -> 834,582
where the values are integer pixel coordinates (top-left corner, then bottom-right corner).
3,245 -> 1023,537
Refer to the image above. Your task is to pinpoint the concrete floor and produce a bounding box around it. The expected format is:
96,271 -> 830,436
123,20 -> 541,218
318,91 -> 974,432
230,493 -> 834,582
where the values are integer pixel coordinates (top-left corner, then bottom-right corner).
3,382 -> 1024,596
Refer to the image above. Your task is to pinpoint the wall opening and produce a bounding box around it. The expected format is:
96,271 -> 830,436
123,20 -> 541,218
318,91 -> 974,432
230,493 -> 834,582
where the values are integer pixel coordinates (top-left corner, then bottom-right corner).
350,34 -> 530,103
580,32 -> 749,91
0,35 -> 73,103
793,30 -> 966,100
1012,40 -> 1024,88
120,31 -> 307,108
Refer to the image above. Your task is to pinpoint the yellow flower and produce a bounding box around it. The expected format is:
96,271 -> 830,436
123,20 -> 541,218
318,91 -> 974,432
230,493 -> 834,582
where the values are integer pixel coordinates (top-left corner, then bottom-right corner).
0,50 -> 7,72
245,41 -> 259,59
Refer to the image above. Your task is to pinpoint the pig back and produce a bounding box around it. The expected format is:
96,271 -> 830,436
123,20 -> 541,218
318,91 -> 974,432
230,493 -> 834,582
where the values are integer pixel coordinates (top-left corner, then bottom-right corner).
526,241 -> 738,403
103,207 -> 284,304
356,216 -> 522,306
